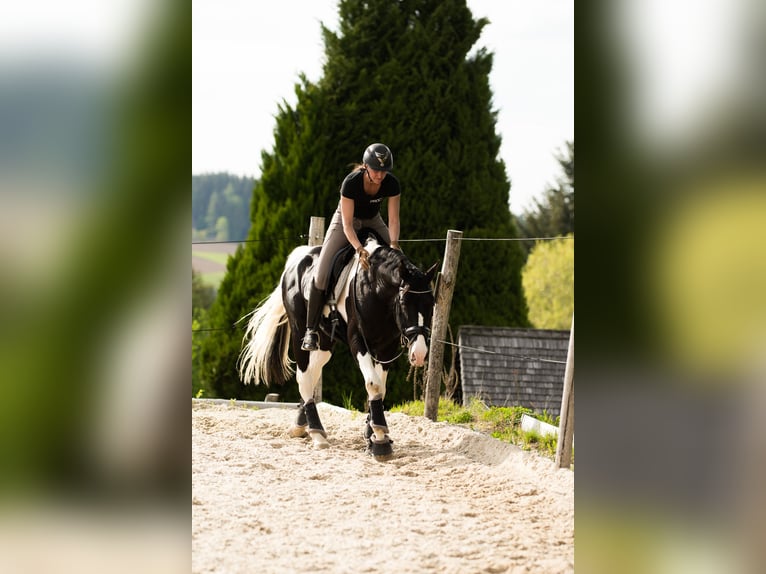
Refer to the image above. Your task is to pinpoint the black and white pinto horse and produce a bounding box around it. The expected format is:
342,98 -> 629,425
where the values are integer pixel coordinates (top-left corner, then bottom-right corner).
238,235 -> 437,460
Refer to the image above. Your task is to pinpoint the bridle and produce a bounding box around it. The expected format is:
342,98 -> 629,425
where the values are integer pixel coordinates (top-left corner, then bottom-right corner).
397,283 -> 432,346
351,267 -> 433,365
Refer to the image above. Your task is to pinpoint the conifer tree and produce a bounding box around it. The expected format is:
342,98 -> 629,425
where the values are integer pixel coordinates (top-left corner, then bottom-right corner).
199,0 -> 529,406
515,140 -> 575,259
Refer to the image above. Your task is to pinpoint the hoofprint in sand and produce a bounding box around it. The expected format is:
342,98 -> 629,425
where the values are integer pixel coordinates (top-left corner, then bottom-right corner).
192,401 -> 573,574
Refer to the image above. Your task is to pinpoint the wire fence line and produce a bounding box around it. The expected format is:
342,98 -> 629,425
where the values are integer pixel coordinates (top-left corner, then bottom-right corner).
192,234 -> 572,246
400,236 -> 572,243
192,236 -> 305,245
193,231 -> 572,365
437,339 -> 567,365
191,325 -> 566,365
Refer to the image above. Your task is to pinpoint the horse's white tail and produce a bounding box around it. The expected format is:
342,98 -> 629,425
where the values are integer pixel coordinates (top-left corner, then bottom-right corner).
238,282 -> 293,386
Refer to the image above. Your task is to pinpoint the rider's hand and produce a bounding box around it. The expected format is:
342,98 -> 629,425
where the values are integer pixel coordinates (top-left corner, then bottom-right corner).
356,247 -> 370,270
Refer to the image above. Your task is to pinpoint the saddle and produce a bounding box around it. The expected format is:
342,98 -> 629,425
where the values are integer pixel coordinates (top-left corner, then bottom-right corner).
319,228 -> 387,344
325,243 -> 356,301
324,227 -> 387,299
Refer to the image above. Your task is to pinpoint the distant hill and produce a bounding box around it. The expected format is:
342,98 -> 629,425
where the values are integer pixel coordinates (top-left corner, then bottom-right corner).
192,242 -> 240,289
192,172 -> 255,242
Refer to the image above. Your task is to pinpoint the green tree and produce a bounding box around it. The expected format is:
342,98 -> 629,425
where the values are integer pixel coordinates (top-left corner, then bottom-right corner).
522,234 -> 574,329
192,269 -> 215,396
192,173 -> 255,241
214,216 -> 229,241
204,190 -> 220,231
192,268 -> 215,317
221,182 -> 249,241
199,0 -> 529,407
515,140 -> 574,259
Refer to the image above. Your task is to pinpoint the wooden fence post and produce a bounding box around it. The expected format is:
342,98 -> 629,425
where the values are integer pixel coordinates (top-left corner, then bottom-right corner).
555,315 -> 574,468
308,216 -> 325,247
308,216 -> 325,403
424,229 -> 463,421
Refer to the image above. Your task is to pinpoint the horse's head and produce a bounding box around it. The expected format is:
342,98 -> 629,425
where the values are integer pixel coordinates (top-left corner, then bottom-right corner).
396,261 -> 439,367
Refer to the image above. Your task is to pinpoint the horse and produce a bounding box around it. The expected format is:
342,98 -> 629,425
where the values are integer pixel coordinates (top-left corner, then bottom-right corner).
238,233 -> 438,461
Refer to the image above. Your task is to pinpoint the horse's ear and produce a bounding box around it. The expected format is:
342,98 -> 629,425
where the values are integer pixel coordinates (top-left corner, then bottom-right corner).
425,261 -> 440,282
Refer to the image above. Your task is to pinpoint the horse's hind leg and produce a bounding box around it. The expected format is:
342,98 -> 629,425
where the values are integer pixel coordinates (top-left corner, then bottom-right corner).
289,403 -> 308,438
303,399 -> 328,449
290,400 -> 329,448
295,349 -> 332,449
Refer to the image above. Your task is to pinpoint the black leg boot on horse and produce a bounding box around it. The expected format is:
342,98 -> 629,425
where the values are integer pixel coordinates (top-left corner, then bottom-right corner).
366,395 -> 394,461
303,399 -> 329,449
301,281 -> 325,351
288,401 -> 309,438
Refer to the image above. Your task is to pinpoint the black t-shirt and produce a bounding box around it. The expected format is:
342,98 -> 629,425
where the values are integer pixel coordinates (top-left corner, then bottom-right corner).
340,169 -> 401,219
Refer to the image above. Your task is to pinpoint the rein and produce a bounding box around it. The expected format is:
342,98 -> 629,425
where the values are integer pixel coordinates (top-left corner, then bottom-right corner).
350,259 -> 432,365
351,269 -> 404,365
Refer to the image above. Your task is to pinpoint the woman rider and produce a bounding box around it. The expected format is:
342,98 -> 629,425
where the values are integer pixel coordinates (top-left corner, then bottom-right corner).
301,143 -> 401,351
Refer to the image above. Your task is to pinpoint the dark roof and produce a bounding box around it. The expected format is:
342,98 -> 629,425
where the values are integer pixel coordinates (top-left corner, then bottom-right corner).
458,326 -> 570,417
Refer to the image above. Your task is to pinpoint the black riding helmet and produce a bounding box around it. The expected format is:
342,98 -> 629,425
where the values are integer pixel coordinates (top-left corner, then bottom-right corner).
362,143 -> 393,172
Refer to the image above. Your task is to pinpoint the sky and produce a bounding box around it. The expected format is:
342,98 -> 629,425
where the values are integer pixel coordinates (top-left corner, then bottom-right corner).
193,0 -> 573,213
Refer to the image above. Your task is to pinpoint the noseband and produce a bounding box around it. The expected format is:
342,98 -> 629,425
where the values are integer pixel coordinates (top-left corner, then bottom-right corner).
397,283 -> 432,346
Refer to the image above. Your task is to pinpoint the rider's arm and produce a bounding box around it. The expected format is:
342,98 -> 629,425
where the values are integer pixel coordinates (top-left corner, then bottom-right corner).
387,194 -> 400,249
340,196 -> 364,253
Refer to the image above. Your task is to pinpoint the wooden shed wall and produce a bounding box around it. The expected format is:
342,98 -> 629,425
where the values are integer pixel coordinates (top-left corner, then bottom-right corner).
458,326 -> 570,417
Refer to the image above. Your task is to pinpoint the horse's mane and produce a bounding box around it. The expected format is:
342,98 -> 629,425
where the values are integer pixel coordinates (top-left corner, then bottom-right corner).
371,242 -> 429,286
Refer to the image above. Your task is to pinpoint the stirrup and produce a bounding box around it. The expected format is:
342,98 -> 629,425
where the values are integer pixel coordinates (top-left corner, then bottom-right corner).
301,329 -> 319,351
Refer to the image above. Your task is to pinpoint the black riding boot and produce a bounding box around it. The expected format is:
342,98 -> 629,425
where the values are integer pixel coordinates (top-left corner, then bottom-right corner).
301,282 -> 324,351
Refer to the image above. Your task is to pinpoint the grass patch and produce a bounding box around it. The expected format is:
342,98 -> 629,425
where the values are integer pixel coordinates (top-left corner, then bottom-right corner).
390,397 -> 475,420
391,397 -> 567,461
446,410 -> 474,424
341,391 -> 359,412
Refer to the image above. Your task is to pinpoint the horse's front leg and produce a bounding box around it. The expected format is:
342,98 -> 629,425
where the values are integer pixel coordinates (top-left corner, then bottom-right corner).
293,347 -> 332,449
356,351 -> 394,461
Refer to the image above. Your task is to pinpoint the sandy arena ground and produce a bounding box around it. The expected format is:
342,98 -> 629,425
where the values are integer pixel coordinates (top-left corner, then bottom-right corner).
192,401 -> 573,573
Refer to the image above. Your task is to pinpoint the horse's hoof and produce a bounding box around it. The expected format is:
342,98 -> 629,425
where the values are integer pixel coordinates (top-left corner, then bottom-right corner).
369,439 -> 393,462
288,425 -> 307,438
309,430 -> 329,450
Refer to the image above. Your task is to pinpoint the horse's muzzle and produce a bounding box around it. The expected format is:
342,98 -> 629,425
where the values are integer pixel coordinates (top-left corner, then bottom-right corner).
408,335 -> 429,367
